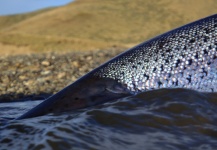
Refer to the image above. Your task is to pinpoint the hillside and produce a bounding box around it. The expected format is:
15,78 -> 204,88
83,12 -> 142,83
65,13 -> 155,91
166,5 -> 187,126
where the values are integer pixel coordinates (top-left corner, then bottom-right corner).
0,0 -> 216,55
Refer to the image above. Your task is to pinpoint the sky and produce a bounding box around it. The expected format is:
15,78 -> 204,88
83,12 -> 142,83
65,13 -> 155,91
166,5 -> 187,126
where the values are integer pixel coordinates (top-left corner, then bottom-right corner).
0,0 -> 74,16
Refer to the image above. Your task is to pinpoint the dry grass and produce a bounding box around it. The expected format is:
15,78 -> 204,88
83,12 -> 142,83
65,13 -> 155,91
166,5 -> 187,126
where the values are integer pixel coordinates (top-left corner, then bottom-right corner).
0,0 -> 216,55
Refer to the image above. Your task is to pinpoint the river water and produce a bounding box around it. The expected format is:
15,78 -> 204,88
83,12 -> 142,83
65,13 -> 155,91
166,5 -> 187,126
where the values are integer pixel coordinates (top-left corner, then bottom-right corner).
0,88 -> 217,150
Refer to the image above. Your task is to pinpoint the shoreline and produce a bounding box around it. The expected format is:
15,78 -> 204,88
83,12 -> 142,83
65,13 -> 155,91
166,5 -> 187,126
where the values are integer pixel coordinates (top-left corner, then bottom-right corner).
0,48 -> 124,102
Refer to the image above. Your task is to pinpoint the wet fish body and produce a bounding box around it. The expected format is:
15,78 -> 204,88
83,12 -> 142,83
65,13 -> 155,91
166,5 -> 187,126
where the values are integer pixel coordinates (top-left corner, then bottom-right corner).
94,14 -> 217,93
16,14 -> 217,119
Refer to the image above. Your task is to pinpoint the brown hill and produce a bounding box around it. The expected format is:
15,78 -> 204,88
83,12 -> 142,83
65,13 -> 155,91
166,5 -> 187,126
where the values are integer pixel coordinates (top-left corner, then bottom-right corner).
0,0 -> 216,55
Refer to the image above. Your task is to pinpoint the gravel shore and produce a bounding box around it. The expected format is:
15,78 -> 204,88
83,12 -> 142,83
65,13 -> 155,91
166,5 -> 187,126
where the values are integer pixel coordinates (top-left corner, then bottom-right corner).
0,48 -> 124,102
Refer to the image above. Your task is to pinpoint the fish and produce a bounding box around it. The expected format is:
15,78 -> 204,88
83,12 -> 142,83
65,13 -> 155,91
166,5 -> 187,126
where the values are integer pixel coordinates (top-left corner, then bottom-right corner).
16,14 -> 217,119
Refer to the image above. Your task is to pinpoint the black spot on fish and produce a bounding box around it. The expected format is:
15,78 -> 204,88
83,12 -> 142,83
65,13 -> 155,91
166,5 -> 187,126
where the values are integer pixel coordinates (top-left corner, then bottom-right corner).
202,68 -> 208,76
188,59 -> 193,65
165,59 -> 169,63
120,71 -> 124,75
204,70 -> 208,76
186,75 -> 192,83
175,59 -> 181,67
168,55 -> 173,59
144,59 -> 149,63
159,41 -> 165,49
189,39 -> 195,43
203,36 -> 209,42
144,74 -> 149,80
137,62 -> 142,65
204,28 -> 210,34
211,88 -> 214,92
132,65 -> 137,69
195,53 -> 199,59
172,80 -> 178,86
181,53 -> 185,58
160,64 -> 164,71
154,58 -> 158,62
154,48 -> 159,53
74,97 -> 79,101
175,80 -> 178,86
203,50 -> 208,55
153,67 -> 157,72
128,59 -> 134,63
166,49 -> 171,53
158,81 -> 162,86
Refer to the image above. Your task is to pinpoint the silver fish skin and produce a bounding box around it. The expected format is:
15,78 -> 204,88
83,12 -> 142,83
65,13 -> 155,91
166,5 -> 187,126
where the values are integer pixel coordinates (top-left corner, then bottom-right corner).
16,14 -> 217,119
95,14 -> 217,93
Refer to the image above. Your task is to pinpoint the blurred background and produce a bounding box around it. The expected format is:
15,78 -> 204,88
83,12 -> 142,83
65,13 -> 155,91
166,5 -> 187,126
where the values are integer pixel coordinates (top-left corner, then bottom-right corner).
0,0 -> 216,55
0,0 -> 73,15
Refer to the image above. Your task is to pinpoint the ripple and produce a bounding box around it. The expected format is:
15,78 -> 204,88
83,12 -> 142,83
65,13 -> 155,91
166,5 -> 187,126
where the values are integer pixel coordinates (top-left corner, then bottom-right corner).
1,88 -> 217,149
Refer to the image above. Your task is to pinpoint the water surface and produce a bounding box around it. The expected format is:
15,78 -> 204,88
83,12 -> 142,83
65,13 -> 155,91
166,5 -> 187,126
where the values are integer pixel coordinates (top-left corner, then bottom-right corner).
0,88 -> 217,150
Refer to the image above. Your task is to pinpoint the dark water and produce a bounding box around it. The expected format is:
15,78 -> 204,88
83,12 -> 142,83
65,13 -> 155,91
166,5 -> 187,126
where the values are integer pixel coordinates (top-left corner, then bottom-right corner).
0,88 -> 217,150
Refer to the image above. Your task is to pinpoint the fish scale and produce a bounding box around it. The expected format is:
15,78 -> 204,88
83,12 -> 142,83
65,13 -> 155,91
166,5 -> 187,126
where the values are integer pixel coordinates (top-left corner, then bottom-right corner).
94,14 -> 217,93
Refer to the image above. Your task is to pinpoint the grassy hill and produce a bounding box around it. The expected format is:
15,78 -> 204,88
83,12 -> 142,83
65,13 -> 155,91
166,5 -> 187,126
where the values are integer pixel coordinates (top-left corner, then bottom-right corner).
0,0 -> 216,55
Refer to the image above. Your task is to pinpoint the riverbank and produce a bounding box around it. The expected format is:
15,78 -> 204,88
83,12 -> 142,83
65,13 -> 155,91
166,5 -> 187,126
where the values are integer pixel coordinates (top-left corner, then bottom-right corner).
0,48 -> 124,102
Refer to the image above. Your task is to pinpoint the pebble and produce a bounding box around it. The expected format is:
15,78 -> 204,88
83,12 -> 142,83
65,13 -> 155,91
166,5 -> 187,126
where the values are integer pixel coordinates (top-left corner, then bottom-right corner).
0,48 -> 124,102
57,72 -> 66,79
41,60 -> 50,66
41,70 -> 51,75
19,75 -> 27,80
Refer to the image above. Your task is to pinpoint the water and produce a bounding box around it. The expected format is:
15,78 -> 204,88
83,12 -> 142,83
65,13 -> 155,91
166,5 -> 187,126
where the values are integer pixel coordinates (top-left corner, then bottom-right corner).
0,88 -> 217,150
